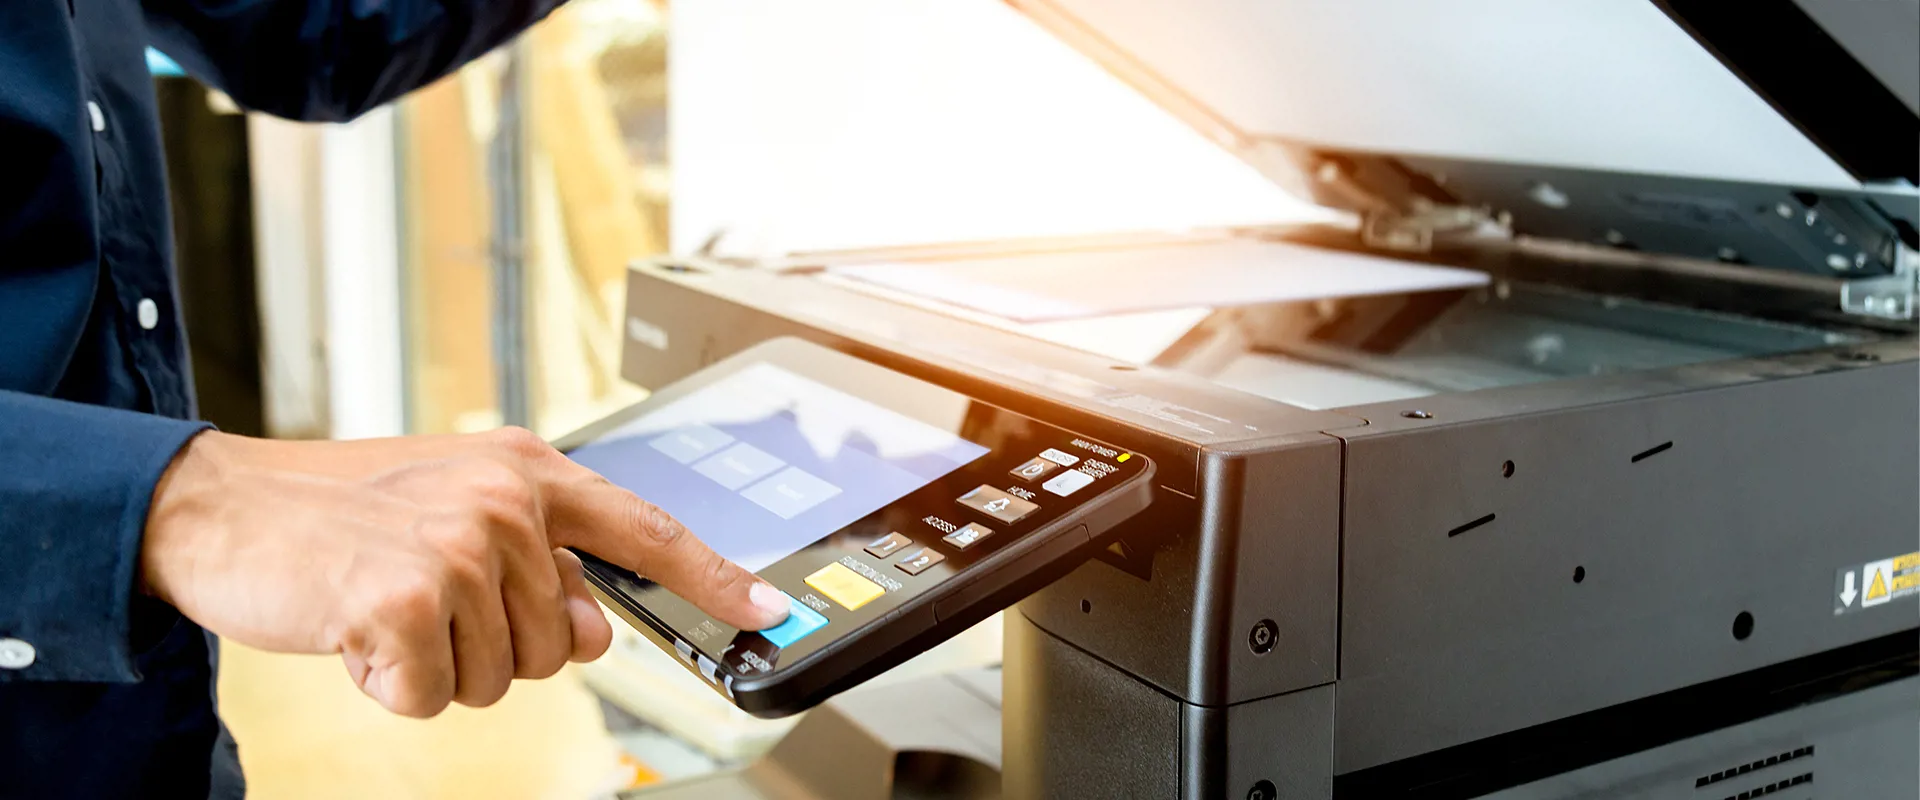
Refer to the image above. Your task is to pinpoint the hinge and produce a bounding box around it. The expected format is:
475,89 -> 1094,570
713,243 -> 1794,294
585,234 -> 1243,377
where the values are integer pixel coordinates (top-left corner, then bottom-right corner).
1840,245 -> 1918,320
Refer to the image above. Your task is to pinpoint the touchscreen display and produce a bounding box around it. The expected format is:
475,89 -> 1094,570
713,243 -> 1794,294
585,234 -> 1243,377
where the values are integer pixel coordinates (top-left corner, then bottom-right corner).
567,363 -> 990,571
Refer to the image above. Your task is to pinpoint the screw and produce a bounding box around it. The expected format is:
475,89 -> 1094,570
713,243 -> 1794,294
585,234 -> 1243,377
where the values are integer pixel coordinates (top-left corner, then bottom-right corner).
1401,410 -> 1433,420
1249,620 -> 1278,655
1528,182 -> 1570,209
1525,333 -> 1566,365
1247,780 -> 1278,800
1827,253 -> 1851,271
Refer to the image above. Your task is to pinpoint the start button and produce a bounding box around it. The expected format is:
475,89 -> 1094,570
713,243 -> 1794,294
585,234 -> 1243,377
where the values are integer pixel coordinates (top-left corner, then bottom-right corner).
758,593 -> 829,648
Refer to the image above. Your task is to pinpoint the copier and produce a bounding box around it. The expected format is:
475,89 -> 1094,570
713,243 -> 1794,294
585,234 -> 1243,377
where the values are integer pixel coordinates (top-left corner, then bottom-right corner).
619,1 -> 1920,797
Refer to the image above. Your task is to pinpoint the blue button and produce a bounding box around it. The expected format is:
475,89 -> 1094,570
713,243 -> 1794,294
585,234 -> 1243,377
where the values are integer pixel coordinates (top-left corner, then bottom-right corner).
758,593 -> 829,648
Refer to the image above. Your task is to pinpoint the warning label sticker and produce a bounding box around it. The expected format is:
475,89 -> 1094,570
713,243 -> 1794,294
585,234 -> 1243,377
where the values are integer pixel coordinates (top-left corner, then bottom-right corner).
1835,551 -> 1920,615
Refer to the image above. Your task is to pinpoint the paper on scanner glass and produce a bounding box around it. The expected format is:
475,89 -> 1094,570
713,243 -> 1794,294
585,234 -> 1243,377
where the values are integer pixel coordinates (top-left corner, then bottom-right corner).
829,238 -> 1487,323
553,337 -> 1154,717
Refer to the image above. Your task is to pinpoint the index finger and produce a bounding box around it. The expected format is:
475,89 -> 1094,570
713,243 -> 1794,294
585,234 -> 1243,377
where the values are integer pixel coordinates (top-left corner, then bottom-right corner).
545,477 -> 790,632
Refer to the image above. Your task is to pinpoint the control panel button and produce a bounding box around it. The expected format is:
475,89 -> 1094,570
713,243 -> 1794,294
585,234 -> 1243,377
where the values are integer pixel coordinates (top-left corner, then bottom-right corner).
758,593 -> 830,648
863,532 -> 913,559
942,522 -> 995,550
742,467 -> 843,520
723,636 -> 780,677
697,654 -> 721,683
693,442 -> 786,490
957,485 -> 1039,524
1043,468 -> 1095,497
804,562 -> 887,610
896,547 -> 946,575
648,423 -> 736,464
1039,448 -> 1080,467
1009,456 -> 1060,482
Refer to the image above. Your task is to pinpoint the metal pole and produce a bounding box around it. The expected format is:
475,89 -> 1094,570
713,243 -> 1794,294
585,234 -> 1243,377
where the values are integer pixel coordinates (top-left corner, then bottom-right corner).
488,42 -> 533,429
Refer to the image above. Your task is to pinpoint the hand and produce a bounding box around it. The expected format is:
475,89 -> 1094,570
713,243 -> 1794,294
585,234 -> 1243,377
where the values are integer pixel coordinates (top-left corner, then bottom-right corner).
140,427 -> 790,718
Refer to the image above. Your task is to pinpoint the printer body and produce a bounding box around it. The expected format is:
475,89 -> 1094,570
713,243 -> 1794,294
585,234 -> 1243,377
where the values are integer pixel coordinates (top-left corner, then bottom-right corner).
617,1 -> 1920,796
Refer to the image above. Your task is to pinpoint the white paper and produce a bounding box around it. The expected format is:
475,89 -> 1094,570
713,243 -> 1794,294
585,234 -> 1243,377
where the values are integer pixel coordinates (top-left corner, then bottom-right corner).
830,239 -> 1488,324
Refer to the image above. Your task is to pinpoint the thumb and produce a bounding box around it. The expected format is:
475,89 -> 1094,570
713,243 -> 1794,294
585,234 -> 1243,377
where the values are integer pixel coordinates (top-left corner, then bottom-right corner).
548,482 -> 790,632
553,548 -> 613,662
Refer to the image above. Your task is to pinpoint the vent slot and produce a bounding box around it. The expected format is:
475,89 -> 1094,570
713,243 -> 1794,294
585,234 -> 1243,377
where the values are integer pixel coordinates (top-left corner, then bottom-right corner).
1722,772 -> 1811,800
1695,746 -> 1813,789
1632,441 -> 1674,463
1446,513 -> 1497,537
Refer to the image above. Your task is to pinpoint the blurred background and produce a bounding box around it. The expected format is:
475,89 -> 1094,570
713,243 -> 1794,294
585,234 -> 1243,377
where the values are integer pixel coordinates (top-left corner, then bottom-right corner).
154,0 -> 1314,796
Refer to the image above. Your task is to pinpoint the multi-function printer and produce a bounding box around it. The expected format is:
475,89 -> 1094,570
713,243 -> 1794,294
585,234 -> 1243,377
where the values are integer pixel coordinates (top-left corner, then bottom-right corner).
618,1 -> 1919,797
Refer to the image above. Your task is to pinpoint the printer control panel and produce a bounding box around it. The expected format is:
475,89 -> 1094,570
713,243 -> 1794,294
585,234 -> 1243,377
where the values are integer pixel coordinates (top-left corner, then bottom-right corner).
561,337 -> 1153,716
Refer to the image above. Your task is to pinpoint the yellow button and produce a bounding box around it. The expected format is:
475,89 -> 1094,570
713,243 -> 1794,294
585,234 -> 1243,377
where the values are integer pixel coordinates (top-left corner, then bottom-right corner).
804,562 -> 887,610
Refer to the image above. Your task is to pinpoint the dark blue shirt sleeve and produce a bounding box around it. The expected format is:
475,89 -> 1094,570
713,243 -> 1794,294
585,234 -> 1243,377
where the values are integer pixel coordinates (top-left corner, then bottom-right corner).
141,0 -> 566,122
0,391 -> 209,683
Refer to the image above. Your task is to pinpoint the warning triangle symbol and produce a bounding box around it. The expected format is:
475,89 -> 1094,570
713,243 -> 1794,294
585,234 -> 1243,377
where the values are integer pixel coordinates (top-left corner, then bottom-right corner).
1866,569 -> 1890,602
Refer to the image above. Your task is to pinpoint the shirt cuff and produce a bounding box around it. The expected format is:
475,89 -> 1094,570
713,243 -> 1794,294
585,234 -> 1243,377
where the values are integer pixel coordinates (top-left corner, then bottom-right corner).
0,391 -> 211,682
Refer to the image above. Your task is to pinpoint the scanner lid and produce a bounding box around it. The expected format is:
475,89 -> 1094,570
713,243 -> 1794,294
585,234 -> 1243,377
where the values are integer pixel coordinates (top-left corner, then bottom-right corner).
1009,0 -> 1920,316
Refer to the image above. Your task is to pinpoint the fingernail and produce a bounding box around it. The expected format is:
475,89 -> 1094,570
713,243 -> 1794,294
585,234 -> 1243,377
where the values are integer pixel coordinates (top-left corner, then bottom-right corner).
362,670 -> 387,707
749,581 -> 791,625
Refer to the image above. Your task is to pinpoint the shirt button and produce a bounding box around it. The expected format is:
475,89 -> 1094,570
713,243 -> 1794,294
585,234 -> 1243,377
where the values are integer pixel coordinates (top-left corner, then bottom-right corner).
88,100 -> 106,133
137,297 -> 160,330
0,638 -> 36,670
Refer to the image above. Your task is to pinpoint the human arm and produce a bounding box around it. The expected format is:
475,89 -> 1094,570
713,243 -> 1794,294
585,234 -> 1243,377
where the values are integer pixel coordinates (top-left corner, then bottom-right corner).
140,425 -> 792,716
141,0 -> 565,122
0,387 -> 786,713
0,390 -> 210,682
